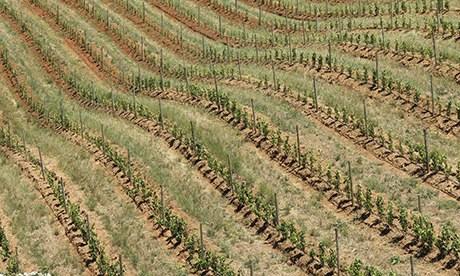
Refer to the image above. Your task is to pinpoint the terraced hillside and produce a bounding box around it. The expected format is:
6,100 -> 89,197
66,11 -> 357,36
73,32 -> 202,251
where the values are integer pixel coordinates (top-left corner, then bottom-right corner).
0,0 -> 459,275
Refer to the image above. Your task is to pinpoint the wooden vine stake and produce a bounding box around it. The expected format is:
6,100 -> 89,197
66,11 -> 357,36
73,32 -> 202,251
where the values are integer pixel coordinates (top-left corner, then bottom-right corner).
136,65 -> 141,93
335,228 -> 340,276
227,155 -> 233,189
417,195 -> 422,214
190,121 -> 196,149
213,70 -> 220,110
327,40 -> 332,71
184,67 -> 190,93
347,161 -> 354,206
201,36 -> 206,57
22,131 -> 26,160
158,99 -> 164,129
410,255 -> 415,276
423,129 -> 429,172
106,9 -> 110,29
274,193 -> 279,226
101,124 -> 105,144
251,99 -> 256,131
100,47 -> 104,71
118,254 -> 124,276
218,16 -> 222,37
179,26 -> 183,48
127,148 -> 132,182
56,4 -> 59,25
432,30 -> 437,67
380,16 -> 385,46
160,49 -> 164,92
313,77 -> 318,111
199,223 -> 204,258
38,147 -> 45,180
255,36 -> 259,62
161,184 -> 165,220
142,0 -> 145,23
435,1 -> 440,27
83,29 -> 88,50
363,99 -> 368,138
430,75 -> 435,115
140,36 -> 144,61
60,177 -> 66,210
295,125 -> 300,162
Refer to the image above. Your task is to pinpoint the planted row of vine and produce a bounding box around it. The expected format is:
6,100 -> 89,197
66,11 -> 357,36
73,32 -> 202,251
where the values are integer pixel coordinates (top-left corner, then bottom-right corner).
10,1 -> 460,272
9,0 -> 460,272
